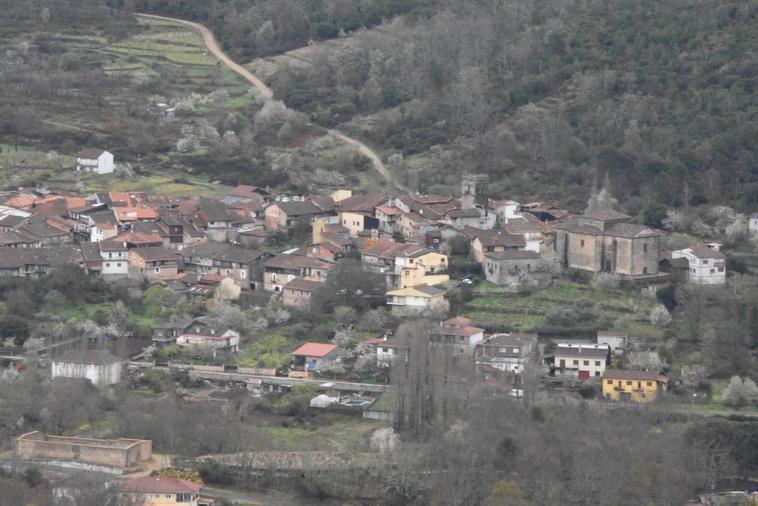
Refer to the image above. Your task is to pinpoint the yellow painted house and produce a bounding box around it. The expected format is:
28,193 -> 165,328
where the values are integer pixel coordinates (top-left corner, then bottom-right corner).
121,476 -> 202,506
397,249 -> 449,288
602,370 -> 669,403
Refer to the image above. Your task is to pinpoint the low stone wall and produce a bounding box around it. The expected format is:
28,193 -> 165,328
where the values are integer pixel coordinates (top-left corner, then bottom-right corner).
16,432 -> 152,468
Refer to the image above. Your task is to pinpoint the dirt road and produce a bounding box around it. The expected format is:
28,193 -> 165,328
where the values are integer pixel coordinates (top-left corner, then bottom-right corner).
137,13 -> 407,192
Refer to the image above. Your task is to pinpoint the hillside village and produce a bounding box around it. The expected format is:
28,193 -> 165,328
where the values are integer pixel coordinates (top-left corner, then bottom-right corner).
0,162 -> 748,385
4,0 -> 758,503
2,160 -> 757,503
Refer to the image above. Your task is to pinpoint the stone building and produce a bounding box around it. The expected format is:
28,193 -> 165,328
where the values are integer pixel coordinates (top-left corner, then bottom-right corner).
552,210 -> 660,276
51,350 -> 123,387
483,250 -> 551,291
17,432 -> 151,469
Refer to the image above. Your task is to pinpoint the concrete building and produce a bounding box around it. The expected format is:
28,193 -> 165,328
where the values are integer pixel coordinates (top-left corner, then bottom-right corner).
51,350 -> 123,387
475,333 -> 539,374
99,239 -> 129,280
553,343 -> 609,380
552,210 -> 660,277
17,432 -> 151,469
672,244 -> 726,285
76,148 -> 114,175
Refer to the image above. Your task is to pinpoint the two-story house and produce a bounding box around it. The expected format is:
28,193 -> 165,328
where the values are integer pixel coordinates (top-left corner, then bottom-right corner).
264,199 -> 334,231
750,213 -> 758,236
475,333 -> 539,374
182,241 -> 271,289
468,228 -> 526,263
99,239 -> 129,280
386,284 -> 446,315
427,316 -> 485,355
553,343 -> 610,380
76,148 -> 114,175
263,253 -> 334,292
602,369 -> 669,403
672,244 -> 726,285
128,246 -> 180,282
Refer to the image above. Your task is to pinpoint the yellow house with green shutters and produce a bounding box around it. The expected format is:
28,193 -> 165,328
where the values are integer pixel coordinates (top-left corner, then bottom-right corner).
602,370 -> 669,403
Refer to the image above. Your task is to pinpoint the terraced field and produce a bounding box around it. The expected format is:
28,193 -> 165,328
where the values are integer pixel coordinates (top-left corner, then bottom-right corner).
464,280 -> 664,339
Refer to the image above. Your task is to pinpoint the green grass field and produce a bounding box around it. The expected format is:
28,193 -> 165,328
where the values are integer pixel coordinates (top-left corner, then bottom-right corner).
465,280 -> 663,338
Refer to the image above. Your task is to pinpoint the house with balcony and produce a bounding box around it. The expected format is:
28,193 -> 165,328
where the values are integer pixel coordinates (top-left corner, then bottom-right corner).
361,241 -> 449,289
182,241 -> 271,289
602,369 -> 669,403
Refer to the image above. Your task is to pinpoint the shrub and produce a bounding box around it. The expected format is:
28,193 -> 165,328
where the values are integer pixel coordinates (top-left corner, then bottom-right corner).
722,376 -> 758,408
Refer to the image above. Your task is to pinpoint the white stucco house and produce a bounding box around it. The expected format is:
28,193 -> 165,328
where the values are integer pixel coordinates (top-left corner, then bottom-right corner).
750,213 -> 758,236
51,350 -> 123,387
76,148 -> 114,175
672,244 -> 726,285
99,240 -> 129,280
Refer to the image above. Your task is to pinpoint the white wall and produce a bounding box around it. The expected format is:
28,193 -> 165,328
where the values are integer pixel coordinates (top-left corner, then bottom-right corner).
51,361 -> 122,386
672,249 -> 726,285
96,152 -> 114,174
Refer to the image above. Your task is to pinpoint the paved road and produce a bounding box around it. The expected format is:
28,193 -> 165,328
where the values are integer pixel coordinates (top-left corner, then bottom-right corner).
136,13 -> 407,192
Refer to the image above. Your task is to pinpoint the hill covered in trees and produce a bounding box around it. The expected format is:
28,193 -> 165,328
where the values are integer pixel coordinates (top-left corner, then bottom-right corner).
138,0 -> 758,216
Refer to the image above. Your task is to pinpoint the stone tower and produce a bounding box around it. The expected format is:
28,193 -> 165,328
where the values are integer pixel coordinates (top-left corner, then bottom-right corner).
461,173 -> 489,210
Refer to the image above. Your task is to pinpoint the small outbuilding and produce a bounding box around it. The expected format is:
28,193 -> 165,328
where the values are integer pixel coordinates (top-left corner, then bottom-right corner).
51,349 -> 123,387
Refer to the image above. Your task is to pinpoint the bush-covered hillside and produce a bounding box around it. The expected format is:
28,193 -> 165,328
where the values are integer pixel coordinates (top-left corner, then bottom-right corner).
205,0 -> 758,213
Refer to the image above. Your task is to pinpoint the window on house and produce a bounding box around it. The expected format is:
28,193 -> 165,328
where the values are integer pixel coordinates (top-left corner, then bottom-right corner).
703,259 -> 709,265
626,380 -> 632,385
643,243 -> 648,253
155,268 -> 159,273
580,240 -> 585,247
106,263 -> 110,267
607,380 -> 613,385
595,361 -> 601,366
117,263 -> 121,267
718,267 -> 724,272
646,381 -> 653,387
583,360 -> 589,366
710,269 -> 715,274
573,360 -> 578,365
595,371 -> 600,376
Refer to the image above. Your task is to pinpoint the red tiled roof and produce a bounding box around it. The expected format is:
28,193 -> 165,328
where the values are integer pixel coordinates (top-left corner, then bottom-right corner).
291,342 -> 337,358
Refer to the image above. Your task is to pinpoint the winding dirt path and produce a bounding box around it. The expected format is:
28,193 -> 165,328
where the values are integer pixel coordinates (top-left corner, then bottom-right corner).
137,13 -> 407,192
